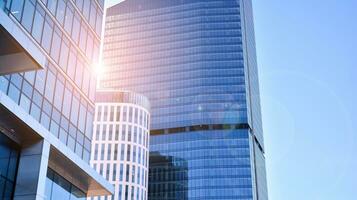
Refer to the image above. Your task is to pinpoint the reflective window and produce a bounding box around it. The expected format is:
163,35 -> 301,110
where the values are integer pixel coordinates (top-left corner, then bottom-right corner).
70,96 -> 79,125
67,49 -> 77,80
0,133 -> 20,200
41,16 -> 54,53
59,38 -> 69,71
32,4 -> 45,43
50,27 -> 62,63
10,0 -> 23,20
55,0 -> 66,25
71,13 -> 80,44
47,0 -> 57,16
44,70 -> 56,102
54,78 -> 64,110
21,0 -> 35,32
64,3 -> 74,34
45,168 -> 86,200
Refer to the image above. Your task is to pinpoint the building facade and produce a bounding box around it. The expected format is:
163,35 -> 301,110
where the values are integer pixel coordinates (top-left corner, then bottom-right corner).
91,90 -> 150,200
101,0 -> 268,199
0,0 -> 113,199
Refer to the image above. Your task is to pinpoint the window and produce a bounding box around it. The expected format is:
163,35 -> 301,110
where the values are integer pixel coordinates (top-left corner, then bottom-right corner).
24,71 -> 36,84
66,49 -> 76,80
10,0 -> 24,21
32,5 -> 45,43
89,75 -> 96,101
0,76 -> 9,93
20,94 -> 31,112
121,125 -> 126,141
47,0 -> 57,16
64,3 -> 74,34
70,96 -> 79,125
55,0 -> 66,25
79,25 -> 87,53
41,16 -> 54,53
30,103 -> 41,121
82,68 -> 90,95
107,144 -> 111,160
71,13 -> 80,44
85,112 -> 93,138
50,120 -> 60,137
8,84 -> 20,104
78,103 -> 86,132
22,80 -> 33,98
59,38 -> 69,71
95,11 -> 102,36
41,112 -> 50,129
43,99 -> 52,116
32,89 -> 43,107
82,0 -> 90,20
86,33 -> 93,60
62,86 -> 72,118
89,3 -> 97,29
44,69 -> 56,102
54,78 -> 64,110
21,0 -> 35,32
120,144 -> 125,161
127,145 -> 131,161
75,0 -> 83,11
74,59 -> 83,88
50,27 -> 62,63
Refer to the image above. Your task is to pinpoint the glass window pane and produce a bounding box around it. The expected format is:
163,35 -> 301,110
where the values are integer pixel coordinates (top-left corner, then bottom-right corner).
95,11 -> 102,36
54,79 -> 64,110
71,13 -> 80,44
50,28 -> 62,63
70,96 -> 79,125
79,25 -> 87,52
10,0 -> 24,21
0,76 -> 9,93
67,49 -> 76,80
44,70 -> 56,102
64,3 -> 73,34
55,0 -> 66,25
74,59 -> 83,88
32,5 -> 45,43
21,0 -> 35,32
59,39 -> 69,72
89,3 -> 96,29
47,0 -> 57,16
19,93 -> 31,112
62,86 -> 72,118
41,17 -> 54,53
8,84 -> 20,104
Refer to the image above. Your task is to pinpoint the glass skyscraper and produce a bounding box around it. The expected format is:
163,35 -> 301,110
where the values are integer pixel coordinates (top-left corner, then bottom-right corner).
101,0 -> 268,199
0,0 -> 113,199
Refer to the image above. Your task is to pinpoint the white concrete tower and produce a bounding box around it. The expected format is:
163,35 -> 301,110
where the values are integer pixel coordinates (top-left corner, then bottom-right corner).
90,90 -> 150,200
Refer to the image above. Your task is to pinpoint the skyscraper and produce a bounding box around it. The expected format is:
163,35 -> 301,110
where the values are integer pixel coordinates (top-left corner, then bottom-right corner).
91,90 -> 150,200
101,0 -> 268,199
0,0 -> 113,199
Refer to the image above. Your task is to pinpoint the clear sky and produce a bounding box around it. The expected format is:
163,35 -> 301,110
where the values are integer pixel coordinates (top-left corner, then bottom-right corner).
105,0 -> 357,199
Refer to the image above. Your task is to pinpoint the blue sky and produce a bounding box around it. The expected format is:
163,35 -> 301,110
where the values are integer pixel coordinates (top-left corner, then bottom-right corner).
105,0 -> 357,199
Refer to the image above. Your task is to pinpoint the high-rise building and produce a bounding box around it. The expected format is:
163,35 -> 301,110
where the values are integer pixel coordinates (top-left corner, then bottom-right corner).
0,0 -> 113,199
101,0 -> 268,199
91,90 -> 150,200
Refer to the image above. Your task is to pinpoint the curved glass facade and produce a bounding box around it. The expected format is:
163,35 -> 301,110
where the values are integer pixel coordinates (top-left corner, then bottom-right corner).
103,0 -> 248,130
91,91 -> 150,200
102,0 -> 268,199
